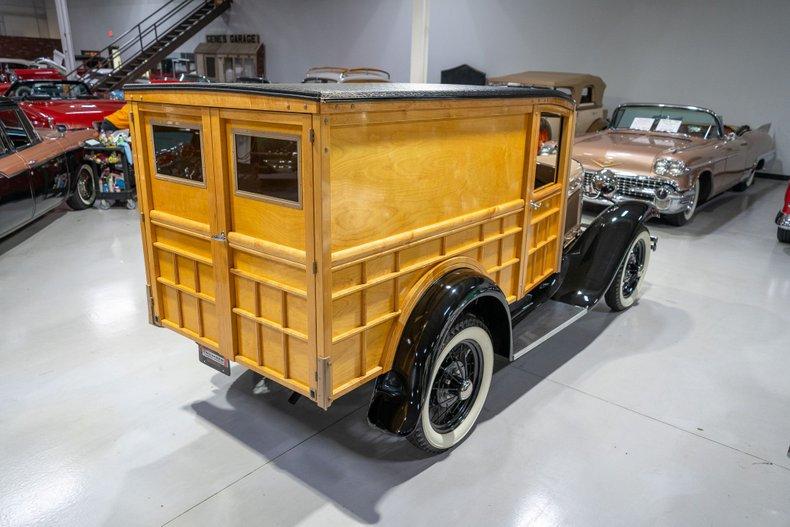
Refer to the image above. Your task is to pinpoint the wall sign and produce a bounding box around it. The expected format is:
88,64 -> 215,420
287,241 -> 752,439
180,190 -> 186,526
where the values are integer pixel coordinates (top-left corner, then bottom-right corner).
206,34 -> 260,44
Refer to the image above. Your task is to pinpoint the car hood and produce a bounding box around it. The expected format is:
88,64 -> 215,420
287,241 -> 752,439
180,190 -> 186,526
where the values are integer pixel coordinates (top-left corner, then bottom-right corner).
573,130 -> 708,173
19,99 -> 123,128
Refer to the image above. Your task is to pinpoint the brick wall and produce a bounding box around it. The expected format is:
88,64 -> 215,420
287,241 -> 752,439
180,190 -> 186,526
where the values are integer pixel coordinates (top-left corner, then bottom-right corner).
0,35 -> 61,60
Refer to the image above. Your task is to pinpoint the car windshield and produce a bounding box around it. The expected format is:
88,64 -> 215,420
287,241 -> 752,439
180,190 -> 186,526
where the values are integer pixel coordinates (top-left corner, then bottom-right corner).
7,81 -> 93,100
611,105 -> 719,138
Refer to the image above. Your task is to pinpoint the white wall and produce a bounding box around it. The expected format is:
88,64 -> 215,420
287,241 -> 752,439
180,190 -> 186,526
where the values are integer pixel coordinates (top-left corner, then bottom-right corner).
65,0 -> 788,169
66,0 -> 412,82
428,0 -> 789,171
0,0 -> 59,39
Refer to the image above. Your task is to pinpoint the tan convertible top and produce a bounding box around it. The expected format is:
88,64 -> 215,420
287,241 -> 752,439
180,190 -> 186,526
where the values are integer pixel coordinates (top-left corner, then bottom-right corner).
488,71 -> 605,107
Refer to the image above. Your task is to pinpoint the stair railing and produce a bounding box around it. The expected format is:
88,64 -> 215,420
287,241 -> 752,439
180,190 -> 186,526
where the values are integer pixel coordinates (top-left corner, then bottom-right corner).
66,0 -> 214,82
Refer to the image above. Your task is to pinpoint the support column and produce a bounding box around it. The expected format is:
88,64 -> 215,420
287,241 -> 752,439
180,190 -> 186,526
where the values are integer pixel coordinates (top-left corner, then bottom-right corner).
53,0 -> 77,76
409,0 -> 429,83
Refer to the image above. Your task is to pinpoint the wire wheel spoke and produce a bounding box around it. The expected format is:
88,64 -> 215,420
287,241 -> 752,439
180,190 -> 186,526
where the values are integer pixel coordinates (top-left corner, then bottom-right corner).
622,241 -> 645,297
428,340 -> 483,434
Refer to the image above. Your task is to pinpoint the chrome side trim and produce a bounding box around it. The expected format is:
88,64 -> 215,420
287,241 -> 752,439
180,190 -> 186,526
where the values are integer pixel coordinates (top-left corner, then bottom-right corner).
512,307 -> 588,360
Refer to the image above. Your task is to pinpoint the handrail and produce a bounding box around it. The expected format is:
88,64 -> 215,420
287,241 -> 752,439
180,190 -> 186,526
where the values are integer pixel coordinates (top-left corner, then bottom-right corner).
66,0 -> 215,81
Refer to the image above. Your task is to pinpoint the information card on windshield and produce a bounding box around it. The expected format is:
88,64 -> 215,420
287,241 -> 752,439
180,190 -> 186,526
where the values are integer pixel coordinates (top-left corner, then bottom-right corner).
655,119 -> 682,133
629,117 -> 655,131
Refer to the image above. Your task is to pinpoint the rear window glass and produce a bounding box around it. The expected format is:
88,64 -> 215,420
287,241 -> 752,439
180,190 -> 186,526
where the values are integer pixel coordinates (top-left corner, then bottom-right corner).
152,124 -> 204,183
234,132 -> 300,206
580,85 -> 593,104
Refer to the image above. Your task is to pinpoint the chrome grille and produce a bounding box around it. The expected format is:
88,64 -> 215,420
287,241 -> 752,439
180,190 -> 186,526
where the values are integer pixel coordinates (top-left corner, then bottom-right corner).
583,171 -> 674,198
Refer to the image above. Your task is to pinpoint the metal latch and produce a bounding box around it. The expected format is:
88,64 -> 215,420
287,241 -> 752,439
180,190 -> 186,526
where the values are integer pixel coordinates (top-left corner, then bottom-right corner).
211,231 -> 227,242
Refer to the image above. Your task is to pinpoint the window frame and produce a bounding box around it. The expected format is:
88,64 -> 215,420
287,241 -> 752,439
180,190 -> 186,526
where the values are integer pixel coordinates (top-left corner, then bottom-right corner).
231,128 -> 302,209
149,119 -> 207,188
0,106 -> 38,151
533,110 -> 567,192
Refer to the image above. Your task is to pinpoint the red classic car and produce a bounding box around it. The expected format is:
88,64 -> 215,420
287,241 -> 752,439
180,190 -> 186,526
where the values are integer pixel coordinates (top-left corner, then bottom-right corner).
0,97 -> 97,238
777,181 -> 790,243
3,79 -> 123,130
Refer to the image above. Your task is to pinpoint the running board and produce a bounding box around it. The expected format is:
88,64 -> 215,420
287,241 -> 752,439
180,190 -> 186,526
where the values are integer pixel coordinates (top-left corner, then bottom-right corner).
511,300 -> 588,360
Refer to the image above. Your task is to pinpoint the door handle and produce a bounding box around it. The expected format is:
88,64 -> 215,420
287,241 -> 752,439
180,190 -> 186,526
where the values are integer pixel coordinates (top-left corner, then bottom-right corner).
529,200 -> 542,210
211,231 -> 227,242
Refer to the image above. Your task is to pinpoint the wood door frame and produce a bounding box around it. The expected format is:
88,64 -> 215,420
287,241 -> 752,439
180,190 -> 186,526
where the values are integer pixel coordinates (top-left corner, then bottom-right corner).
210,107 -> 318,396
518,104 -> 575,297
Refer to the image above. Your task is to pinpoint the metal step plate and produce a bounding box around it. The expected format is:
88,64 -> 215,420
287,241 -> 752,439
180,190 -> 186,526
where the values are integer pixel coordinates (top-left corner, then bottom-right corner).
511,300 -> 588,360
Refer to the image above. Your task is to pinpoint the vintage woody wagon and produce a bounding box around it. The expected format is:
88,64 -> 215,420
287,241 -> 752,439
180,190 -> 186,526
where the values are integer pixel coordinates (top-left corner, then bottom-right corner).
126,83 -> 655,452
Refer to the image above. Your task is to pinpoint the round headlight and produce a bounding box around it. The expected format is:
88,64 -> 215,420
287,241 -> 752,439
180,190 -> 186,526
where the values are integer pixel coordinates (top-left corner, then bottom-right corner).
654,158 -> 671,175
668,159 -> 687,176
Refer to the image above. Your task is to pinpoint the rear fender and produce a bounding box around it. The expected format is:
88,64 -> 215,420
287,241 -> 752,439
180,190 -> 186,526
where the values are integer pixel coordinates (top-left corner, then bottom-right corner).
366,268 -> 510,436
554,201 -> 654,308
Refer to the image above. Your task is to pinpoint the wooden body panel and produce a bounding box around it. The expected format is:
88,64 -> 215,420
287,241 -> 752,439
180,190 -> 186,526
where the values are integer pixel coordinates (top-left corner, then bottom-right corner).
128,88 -> 574,408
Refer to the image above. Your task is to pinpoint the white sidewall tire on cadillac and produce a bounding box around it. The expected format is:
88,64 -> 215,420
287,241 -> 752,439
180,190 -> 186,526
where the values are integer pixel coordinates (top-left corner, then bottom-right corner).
663,179 -> 699,226
408,316 -> 494,452
605,228 -> 651,311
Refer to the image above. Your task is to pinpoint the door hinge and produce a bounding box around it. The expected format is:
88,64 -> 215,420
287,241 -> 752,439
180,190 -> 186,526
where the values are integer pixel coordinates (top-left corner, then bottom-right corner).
309,128 -> 315,144
146,284 -> 161,327
315,356 -> 332,409
312,261 -> 318,274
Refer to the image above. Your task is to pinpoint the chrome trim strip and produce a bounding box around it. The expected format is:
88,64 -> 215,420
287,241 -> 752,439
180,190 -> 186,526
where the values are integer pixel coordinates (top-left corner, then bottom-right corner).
512,307 -> 588,360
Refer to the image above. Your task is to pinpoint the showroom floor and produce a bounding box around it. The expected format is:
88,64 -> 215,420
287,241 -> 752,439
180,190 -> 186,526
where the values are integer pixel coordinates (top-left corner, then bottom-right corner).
1,179 -> 789,527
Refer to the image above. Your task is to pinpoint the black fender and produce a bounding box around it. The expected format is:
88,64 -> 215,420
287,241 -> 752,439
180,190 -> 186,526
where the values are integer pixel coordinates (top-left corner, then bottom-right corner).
367,268 -> 511,436
553,201 -> 655,309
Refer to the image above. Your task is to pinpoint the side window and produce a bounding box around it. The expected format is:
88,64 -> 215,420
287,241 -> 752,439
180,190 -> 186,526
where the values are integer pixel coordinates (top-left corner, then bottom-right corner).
234,131 -> 300,206
0,131 -> 10,156
580,86 -> 593,105
0,108 -> 33,150
534,112 -> 565,191
152,124 -> 204,184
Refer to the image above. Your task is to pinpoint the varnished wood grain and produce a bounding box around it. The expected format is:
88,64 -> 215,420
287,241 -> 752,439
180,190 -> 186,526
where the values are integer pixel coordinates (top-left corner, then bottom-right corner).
130,90 -> 576,409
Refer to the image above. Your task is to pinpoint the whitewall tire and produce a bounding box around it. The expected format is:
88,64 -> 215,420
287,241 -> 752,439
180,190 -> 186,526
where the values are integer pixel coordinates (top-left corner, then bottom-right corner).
408,315 -> 494,452
605,228 -> 651,311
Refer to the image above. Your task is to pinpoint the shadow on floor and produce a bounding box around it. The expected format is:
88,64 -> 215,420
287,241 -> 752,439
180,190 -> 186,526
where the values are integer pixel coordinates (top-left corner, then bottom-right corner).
583,179 -> 777,239
181,305 -> 648,524
0,208 -> 66,256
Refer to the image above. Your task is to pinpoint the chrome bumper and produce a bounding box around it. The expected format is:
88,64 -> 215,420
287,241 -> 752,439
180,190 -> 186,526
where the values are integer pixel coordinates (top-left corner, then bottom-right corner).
776,211 -> 790,230
584,187 -> 695,215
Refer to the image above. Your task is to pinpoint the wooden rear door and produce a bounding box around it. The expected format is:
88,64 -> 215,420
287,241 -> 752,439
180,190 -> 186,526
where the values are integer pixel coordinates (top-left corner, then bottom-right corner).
134,105 -> 225,351
215,109 -> 316,397
523,106 -> 574,292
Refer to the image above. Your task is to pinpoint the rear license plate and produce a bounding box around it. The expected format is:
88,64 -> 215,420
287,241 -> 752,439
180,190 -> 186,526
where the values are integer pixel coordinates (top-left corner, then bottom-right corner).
198,345 -> 230,375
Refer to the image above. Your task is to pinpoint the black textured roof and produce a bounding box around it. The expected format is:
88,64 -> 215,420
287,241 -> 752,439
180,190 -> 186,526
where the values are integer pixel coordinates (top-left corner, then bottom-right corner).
123,82 -> 573,103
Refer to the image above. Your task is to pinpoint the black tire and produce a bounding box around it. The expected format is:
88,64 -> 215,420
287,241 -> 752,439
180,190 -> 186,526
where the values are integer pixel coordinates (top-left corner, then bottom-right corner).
779,227 -> 790,244
663,179 -> 699,226
605,228 -> 651,311
733,167 -> 756,192
408,314 -> 494,453
67,163 -> 97,210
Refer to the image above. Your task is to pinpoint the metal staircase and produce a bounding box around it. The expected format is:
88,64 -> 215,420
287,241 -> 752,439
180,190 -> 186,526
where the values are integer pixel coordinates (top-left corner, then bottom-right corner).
69,0 -> 231,93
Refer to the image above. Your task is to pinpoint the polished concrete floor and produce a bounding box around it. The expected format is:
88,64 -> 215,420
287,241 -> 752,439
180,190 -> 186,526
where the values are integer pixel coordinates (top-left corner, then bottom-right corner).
1,179 -> 789,527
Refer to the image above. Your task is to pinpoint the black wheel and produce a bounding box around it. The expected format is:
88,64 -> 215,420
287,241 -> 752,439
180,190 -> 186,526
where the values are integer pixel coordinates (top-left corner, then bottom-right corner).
779,227 -> 790,243
408,314 -> 494,453
605,228 -> 651,311
733,167 -> 756,192
66,163 -> 96,210
663,179 -> 699,226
